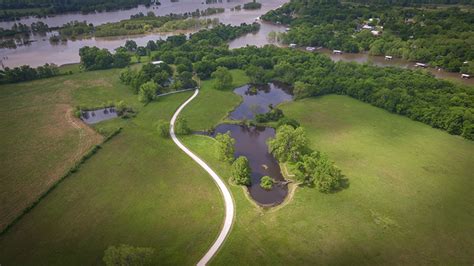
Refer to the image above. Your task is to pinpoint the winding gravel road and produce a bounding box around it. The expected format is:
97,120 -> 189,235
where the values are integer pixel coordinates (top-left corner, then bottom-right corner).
169,89 -> 235,266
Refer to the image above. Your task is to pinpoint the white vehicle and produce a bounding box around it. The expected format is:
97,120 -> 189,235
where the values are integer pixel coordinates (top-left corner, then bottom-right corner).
306,47 -> 316,52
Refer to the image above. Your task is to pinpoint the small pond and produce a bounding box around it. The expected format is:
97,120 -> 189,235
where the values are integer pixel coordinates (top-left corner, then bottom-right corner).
212,82 -> 293,206
81,107 -> 118,124
229,82 -> 293,120
213,124 -> 288,206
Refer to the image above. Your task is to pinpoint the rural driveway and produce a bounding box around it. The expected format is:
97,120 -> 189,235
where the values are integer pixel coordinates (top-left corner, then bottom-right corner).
169,89 -> 235,266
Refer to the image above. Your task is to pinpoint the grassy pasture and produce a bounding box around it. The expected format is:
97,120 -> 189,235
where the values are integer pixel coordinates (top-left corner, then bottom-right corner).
0,74 -> 225,264
181,94 -> 474,265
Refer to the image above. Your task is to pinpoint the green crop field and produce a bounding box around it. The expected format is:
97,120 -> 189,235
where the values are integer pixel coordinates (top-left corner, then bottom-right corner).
180,94 -> 474,265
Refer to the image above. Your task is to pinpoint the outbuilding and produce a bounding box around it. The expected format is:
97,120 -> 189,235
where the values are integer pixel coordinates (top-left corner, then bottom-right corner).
152,60 -> 164,65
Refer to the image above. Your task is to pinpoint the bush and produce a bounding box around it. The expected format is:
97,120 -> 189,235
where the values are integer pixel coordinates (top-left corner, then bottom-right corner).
260,176 -> 274,190
231,156 -> 251,185
103,244 -> 155,266
255,106 -> 284,123
157,119 -> 170,138
174,117 -> 191,135
138,81 -> 158,103
277,117 -> 300,129
215,131 -> 235,163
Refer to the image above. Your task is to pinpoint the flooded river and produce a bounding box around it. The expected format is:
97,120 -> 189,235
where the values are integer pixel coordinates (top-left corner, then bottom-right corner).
0,0 -> 288,68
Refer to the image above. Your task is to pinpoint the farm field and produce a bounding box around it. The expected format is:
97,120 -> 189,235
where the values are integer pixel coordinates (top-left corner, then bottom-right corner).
0,70 -> 225,265
181,94 -> 474,265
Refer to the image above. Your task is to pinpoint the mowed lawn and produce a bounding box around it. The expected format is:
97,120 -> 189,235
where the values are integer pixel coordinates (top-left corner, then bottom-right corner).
181,94 -> 474,265
0,88 -> 224,265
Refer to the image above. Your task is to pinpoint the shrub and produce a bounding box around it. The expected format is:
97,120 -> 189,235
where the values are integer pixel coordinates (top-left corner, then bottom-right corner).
231,156 -> 251,185
157,119 -> 170,138
260,176 -> 274,190
215,131 -> 235,163
174,117 -> 191,135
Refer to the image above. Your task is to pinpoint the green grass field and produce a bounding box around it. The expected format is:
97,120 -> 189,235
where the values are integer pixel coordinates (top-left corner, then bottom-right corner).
1,63 -> 473,265
180,94 -> 474,265
0,73 -> 225,264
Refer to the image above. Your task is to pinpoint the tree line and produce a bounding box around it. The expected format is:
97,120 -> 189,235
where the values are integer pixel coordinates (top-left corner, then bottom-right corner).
0,63 -> 59,84
0,0 -> 153,21
135,23 -> 472,140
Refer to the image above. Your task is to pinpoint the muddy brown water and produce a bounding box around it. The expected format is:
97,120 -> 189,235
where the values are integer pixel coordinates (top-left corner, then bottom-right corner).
0,0 -> 288,68
211,82 -> 293,206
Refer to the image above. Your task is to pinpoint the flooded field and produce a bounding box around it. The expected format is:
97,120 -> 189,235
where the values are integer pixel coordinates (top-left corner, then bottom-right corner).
81,107 -> 118,124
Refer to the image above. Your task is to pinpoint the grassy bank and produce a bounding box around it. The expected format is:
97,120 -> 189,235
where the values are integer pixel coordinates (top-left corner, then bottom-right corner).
181,94 -> 474,265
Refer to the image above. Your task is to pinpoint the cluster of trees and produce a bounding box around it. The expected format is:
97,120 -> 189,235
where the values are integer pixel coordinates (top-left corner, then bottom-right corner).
231,156 -> 251,186
261,0 -> 474,73
255,105 -> 284,123
268,125 -> 344,193
243,0 -> 262,10
79,46 -> 131,70
0,63 -> 59,84
0,0 -> 153,21
123,22 -> 472,140
0,22 -> 49,38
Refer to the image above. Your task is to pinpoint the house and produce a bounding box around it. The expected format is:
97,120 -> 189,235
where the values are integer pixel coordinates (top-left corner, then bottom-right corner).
306,46 -> 316,52
415,62 -> 428,68
371,30 -> 380,36
333,50 -> 342,54
289,43 -> 297,48
362,24 -> 374,30
152,60 -> 164,65
385,55 -> 393,60
461,74 -> 471,79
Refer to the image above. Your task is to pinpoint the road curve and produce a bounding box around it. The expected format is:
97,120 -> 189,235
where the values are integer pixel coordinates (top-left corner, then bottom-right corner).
169,89 -> 235,266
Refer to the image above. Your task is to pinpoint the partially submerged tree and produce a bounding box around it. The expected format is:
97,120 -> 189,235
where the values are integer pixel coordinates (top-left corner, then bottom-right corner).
268,125 -> 308,163
215,131 -> 235,163
103,244 -> 154,266
231,156 -> 251,185
260,175 -> 274,190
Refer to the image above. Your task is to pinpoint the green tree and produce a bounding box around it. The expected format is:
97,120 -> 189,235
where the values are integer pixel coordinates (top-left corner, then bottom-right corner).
103,244 -> 154,266
215,131 -> 235,163
211,66 -> 233,90
174,117 -> 191,135
231,156 -> 251,185
245,65 -> 268,85
157,119 -> 170,138
268,125 -> 308,163
295,151 -> 343,193
138,81 -> 157,103
124,40 -> 137,51
260,176 -> 273,190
